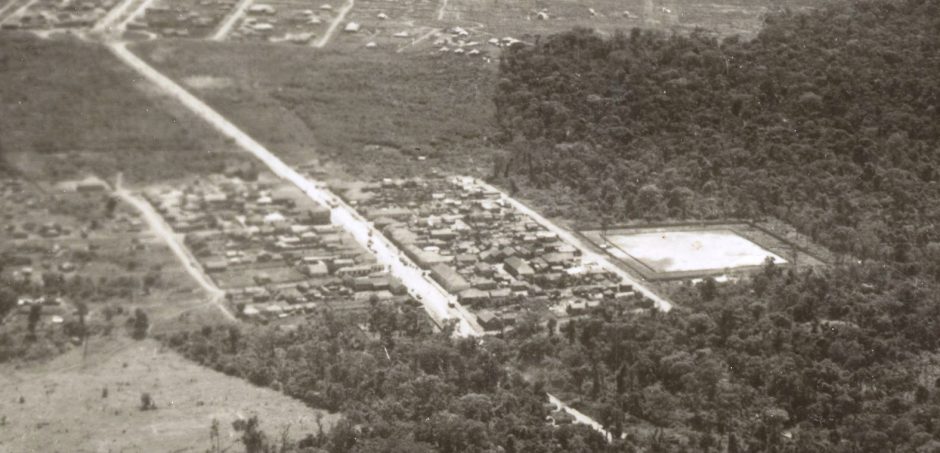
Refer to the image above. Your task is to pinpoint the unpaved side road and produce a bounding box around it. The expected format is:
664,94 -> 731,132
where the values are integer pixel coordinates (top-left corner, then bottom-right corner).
211,0 -> 252,41
312,0 -> 353,48
475,179 -> 674,312
548,394 -> 620,442
0,0 -> 38,26
92,0 -> 138,34
113,186 -> 233,322
0,0 -> 23,22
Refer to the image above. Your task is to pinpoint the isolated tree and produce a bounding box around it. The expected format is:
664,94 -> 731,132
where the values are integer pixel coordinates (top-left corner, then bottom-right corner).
27,304 -> 41,334
209,418 -> 221,453
76,301 -> 88,338
0,286 -> 15,319
132,308 -> 149,339
233,415 -> 267,453
698,278 -> 718,302
140,392 -> 155,411
104,197 -> 117,218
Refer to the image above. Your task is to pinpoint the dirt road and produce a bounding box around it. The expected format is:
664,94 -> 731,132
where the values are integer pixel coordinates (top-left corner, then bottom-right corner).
0,0 -> 23,21
107,41 -> 480,337
113,185 -> 233,321
92,0 -> 138,34
312,0 -> 353,48
111,0 -> 158,35
0,0 -> 38,26
103,39 -> 629,438
211,0 -> 252,41
475,179 -> 674,312
548,394 -> 621,441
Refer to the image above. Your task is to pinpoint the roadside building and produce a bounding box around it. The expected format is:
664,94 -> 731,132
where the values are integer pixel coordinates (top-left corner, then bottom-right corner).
204,258 -> 229,273
504,256 -> 535,279
429,263 -> 471,293
477,310 -> 501,330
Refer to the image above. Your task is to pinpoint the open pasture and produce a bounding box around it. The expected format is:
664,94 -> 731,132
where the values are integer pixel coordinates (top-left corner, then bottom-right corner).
0,339 -> 338,452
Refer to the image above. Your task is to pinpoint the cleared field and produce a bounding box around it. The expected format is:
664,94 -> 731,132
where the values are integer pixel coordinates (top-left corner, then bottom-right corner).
0,34 -> 232,182
133,39 -> 499,181
0,338 -> 338,452
609,229 -> 786,273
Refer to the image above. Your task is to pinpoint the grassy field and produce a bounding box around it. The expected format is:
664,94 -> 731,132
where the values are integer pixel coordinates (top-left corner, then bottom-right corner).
0,33 -> 233,182
133,39 -> 501,182
0,338 -> 338,453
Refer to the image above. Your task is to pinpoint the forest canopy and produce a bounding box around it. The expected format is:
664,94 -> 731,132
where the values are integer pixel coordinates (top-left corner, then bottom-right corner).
495,0 -> 940,264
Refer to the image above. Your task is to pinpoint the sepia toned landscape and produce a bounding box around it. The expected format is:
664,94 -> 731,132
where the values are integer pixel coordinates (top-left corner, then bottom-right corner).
4,0 -> 940,452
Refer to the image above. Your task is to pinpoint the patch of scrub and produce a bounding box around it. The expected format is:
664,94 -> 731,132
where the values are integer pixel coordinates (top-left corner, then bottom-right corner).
608,230 -> 786,273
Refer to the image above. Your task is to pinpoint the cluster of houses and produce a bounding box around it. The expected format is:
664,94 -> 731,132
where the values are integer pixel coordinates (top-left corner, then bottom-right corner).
430,27 -> 495,56
0,0 -> 117,30
345,177 -> 649,332
0,177 -> 144,331
135,0 -> 237,38
232,2 -> 334,43
143,174 -> 412,323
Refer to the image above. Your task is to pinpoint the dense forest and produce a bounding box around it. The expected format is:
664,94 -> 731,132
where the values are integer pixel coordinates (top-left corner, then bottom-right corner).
166,305 -> 612,453
495,0 -> 940,263
505,261 -> 940,452
486,0 -> 940,451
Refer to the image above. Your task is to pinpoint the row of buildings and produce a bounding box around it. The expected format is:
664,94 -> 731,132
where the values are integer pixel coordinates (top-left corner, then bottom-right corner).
0,0 -> 116,30
134,0 -> 237,38
143,173 -> 413,322
343,177 -> 649,332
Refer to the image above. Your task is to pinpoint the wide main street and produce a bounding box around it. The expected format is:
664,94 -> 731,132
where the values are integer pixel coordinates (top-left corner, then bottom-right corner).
104,38 -> 670,439
107,42 -> 482,338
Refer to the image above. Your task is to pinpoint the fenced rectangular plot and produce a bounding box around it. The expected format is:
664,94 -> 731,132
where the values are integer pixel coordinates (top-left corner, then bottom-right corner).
607,229 -> 786,273
580,222 -> 817,281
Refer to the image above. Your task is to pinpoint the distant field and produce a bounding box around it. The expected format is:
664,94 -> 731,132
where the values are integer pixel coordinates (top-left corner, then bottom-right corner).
324,0 -> 829,53
0,338 -> 338,452
133,39 -> 500,181
0,33 -> 232,182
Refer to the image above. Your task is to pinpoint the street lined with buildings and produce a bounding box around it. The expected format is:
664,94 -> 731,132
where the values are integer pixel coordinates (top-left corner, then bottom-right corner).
105,37 -> 676,438
107,41 -> 480,336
